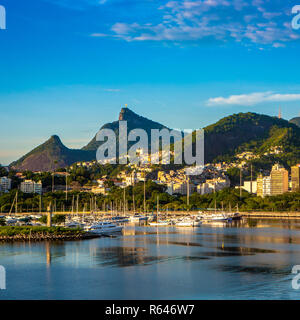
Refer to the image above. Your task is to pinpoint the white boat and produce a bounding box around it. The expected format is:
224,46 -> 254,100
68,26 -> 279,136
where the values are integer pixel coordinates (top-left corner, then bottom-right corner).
110,216 -> 129,223
175,219 -> 202,227
65,221 -> 83,228
149,196 -> 168,226
29,215 -> 42,220
5,217 -> 17,224
84,222 -> 123,235
201,213 -> 232,222
149,220 -> 170,226
129,214 -> 148,222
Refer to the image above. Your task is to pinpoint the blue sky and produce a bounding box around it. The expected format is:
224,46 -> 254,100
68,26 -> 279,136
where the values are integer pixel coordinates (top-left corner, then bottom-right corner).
0,0 -> 300,164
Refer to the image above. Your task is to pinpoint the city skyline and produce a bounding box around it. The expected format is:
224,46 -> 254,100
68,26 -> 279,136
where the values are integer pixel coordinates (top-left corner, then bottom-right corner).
1,0 -> 300,164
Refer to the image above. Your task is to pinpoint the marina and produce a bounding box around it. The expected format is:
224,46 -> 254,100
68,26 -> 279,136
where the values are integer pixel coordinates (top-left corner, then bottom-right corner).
0,210 -> 243,236
0,217 -> 300,299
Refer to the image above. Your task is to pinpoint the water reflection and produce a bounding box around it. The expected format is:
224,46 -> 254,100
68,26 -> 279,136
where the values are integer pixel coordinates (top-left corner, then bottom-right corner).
45,242 -> 51,266
91,246 -> 171,267
216,246 -> 278,254
215,264 -> 290,276
1,218 -> 300,299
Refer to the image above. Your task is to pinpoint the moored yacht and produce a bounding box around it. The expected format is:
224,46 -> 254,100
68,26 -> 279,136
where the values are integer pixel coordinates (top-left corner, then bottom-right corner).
110,216 -> 130,223
174,218 -> 202,227
129,214 -> 148,222
200,213 -> 232,222
84,222 -> 123,235
65,221 -> 84,228
149,220 -> 170,226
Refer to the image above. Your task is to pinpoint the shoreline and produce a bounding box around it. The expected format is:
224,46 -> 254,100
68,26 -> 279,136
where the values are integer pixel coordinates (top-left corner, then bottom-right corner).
0,232 -> 100,242
2,210 -> 300,219
0,226 -> 101,242
242,212 -> 300,219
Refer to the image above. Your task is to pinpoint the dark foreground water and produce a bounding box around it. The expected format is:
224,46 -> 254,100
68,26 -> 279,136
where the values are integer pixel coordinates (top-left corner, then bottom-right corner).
1,218 -> 300,300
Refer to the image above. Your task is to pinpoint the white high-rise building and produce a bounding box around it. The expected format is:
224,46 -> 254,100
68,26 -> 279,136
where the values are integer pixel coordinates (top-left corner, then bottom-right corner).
241,181 -> 257,194
257,175 -> 271,197
0,176 -> 12,192
20,180 -> 42,195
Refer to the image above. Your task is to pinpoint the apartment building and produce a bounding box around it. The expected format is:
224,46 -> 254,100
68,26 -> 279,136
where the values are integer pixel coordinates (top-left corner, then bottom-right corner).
0,176 -> 12,192
291,164 -> 300,192
20,180 -> 42,195
257,174 -> 271,197
241,181 -> 257,194
270,164 -> 289,195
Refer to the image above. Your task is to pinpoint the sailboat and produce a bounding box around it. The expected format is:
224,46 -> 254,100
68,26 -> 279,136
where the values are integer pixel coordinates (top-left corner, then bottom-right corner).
149,195 -> 169,226
200,198 -> 233,222
226,203 -> 243,220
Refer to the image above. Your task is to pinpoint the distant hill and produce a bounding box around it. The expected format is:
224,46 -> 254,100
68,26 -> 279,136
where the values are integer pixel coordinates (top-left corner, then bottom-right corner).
204,112 -> 300,165
82,107 -> 170,152
10,135 -> 94,172
290,117 -> 300,128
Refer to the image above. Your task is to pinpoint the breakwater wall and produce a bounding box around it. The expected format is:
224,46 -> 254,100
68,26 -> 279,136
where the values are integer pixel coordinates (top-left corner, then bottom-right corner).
0,232 -> 100,242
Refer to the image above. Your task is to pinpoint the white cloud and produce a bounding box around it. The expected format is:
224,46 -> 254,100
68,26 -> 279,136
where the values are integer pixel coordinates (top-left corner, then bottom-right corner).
106,0 -> 299,46
90,33 -> 108,37
273,42 -> 286,48
206,91 -> 300,106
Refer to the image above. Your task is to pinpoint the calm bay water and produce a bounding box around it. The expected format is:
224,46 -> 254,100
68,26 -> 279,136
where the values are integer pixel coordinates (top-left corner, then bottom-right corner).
1,218 -> 300,300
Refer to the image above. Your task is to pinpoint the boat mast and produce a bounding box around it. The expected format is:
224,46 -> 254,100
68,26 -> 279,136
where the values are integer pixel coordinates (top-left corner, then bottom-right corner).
9,192 -> 17,215
186,175 -> 190,209
214,177 -> 216,214
65,172 -> 68,201
72,195 -> 74,214
123,187 -> 126,216
143,177 -> 146,214
157,195 -> 159,220
16,191 -> 18,214
133,190 -> 135,214
76,194 -> 79,214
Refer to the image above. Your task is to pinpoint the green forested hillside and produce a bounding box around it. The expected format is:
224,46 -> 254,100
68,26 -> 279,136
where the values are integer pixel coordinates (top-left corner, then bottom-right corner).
290,117 -> 300,127
204,112 -> 300,166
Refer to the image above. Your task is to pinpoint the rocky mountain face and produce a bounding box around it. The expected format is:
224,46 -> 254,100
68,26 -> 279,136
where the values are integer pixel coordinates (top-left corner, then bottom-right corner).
10,135 -> 94,172
10,108 -> 300,171
82,107 -> 170,152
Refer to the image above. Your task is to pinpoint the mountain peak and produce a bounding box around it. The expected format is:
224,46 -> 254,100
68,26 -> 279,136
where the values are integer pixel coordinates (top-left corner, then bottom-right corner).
118,107 -> 138,121
10,135 -> 94,171
82,106 -> 169,151
49,135 -> 62,144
